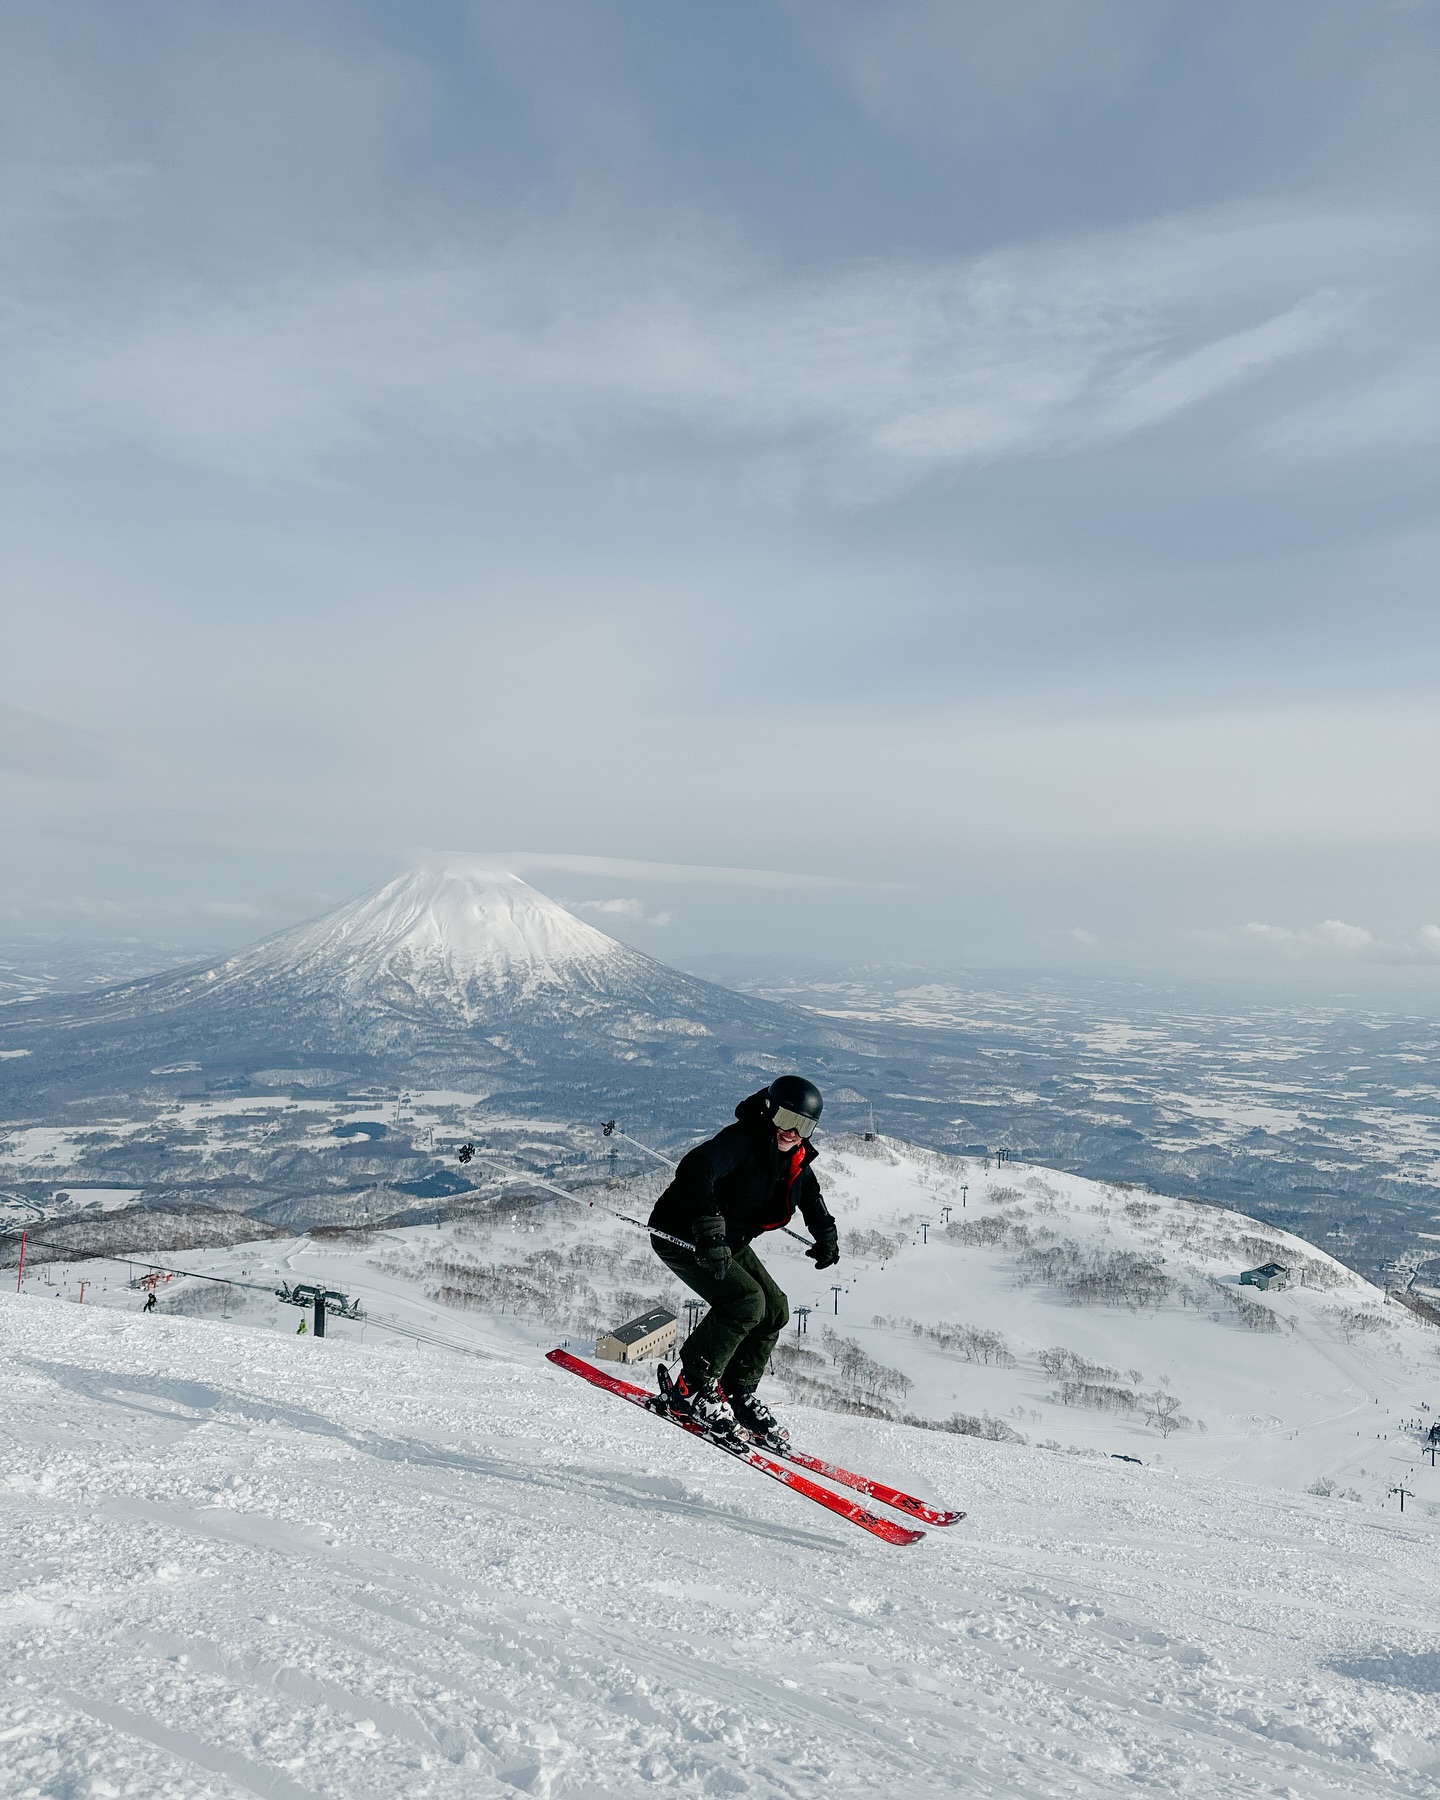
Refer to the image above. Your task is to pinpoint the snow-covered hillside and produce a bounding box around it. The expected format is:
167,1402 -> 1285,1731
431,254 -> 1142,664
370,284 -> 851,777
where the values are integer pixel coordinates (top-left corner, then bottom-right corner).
4,1270 -> 1440,1799
761,1139 -> 1440,1497
17,1137 -> 1440,1501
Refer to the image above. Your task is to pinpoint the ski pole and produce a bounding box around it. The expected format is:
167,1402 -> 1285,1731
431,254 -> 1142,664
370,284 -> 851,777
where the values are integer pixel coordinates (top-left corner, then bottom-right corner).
597,1120 -> 815,1249
601,1123 -> 677,1171
519,1171 -> 697,1252
458,1150 -> 697,1251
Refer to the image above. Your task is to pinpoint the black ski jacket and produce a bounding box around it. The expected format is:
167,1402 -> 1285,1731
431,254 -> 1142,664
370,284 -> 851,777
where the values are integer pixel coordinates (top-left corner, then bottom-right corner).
648,1089 -> 835,1251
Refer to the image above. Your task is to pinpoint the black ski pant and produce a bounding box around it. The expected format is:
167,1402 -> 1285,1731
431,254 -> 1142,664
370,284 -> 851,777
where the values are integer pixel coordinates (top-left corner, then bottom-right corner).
652,1238 -> 789,1393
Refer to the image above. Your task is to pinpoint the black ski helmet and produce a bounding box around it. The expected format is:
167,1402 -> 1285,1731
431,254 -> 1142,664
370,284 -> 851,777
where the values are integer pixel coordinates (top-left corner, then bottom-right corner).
765,1075 -> 823,1138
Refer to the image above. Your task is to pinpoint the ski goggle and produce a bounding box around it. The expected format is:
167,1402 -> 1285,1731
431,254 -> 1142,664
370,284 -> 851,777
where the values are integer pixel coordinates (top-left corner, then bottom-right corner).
771,1106 -> 817,1139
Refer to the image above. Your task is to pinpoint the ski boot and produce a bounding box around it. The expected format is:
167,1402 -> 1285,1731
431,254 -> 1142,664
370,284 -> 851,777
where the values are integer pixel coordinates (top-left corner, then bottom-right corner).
726,1387 -> 789,1452
655,1365 -> 739,1439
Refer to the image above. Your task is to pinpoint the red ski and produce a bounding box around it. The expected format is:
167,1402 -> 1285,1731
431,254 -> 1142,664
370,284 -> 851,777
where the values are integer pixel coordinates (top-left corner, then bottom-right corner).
653,1361 -> 963,1527
764,1440 -> 964,1528
546,1349 -> 924,1546
651,1353 -> 964,1526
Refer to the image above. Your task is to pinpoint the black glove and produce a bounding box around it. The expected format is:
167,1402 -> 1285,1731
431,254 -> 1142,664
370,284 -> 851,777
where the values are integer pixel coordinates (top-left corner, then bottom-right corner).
806,1225 -> 840,1270
693,1213 -> 732,1279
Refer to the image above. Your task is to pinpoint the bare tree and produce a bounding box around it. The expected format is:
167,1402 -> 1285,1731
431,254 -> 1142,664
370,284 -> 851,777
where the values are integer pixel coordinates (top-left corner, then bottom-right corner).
1144,1392 -> 1185,1438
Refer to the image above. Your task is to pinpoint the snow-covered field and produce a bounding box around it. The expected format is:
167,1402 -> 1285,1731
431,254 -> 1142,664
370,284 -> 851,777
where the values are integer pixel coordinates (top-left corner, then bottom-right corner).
5,1279 -> 1440,1799
7,1141 -> 1440,1795
0,1189 -> 143,1229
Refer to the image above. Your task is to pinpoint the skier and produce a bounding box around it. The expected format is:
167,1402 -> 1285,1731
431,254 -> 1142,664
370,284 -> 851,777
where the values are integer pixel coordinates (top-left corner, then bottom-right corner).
648,1076 -> 839,1445
143,1290 -> 157,1313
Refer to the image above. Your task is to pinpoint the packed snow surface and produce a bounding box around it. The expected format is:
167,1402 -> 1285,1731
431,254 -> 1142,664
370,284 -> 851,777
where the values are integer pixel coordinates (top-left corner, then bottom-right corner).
7,1139 -> 1440,1799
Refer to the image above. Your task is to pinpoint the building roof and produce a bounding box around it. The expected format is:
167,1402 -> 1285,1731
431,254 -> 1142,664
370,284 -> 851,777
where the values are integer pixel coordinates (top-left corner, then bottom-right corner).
605,1307 -> 678,1345
1247,1261 -> 1290,1277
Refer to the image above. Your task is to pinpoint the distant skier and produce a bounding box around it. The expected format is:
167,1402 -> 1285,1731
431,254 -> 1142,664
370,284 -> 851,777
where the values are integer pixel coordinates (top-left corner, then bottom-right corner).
143,1291 -> 157,1313
648,1077 -> 839,1446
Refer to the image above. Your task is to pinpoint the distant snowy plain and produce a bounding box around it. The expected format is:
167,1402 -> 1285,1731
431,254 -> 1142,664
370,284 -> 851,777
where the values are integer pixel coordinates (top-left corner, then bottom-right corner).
5,1141 -> 1440,1797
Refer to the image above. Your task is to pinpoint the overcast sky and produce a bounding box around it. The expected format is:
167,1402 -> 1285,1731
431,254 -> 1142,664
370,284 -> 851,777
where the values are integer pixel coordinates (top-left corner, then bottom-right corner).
4,1 -> 1440,982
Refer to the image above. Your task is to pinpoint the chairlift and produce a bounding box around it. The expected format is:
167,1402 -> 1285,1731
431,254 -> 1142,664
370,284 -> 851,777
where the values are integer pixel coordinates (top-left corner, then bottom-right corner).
128,1267 -> 174,1292
278,1281 -> 362,1320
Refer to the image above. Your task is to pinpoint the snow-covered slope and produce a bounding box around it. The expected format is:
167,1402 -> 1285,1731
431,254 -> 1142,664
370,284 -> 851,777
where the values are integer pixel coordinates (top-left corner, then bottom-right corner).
4,1284 -> 1438,1799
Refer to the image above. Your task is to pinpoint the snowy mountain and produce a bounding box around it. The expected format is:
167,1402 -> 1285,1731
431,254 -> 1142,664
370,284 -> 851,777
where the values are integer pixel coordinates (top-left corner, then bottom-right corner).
170,861 -> 688,1023
0,859 -> 840,1113
8,1136 -> 1440,1799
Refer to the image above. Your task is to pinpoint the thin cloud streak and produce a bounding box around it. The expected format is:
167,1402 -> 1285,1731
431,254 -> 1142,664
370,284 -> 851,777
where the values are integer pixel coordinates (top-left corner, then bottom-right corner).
1097,291 -> 1349,437
478,852 -> 895,891
1257,346 -> 1440,459
1187,919 -> 1440,964
563,896 -> 674,926
0,201 -> 1416,492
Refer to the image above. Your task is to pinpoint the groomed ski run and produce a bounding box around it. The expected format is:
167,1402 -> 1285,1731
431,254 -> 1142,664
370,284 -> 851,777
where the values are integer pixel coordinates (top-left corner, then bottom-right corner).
5,1292 -> 1438,1800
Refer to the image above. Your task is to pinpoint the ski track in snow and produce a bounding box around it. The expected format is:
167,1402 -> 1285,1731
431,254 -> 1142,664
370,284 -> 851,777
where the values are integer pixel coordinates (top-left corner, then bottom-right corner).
3,1297 -> 1439,1799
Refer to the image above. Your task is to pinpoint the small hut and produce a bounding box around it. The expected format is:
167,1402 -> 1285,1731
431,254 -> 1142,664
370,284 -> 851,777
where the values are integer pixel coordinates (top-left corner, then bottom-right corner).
1240,1261 -> 1291,1291
595,1306 -> 679,1365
